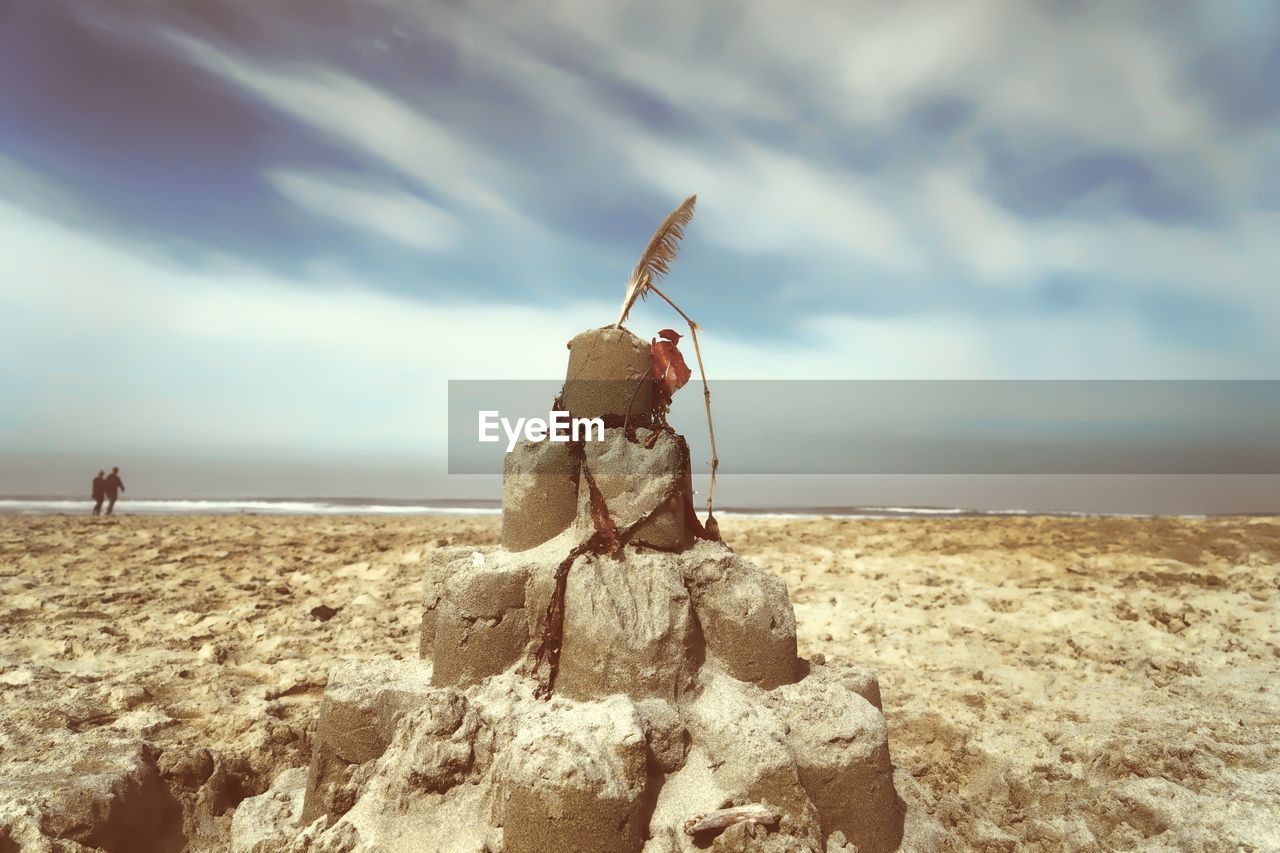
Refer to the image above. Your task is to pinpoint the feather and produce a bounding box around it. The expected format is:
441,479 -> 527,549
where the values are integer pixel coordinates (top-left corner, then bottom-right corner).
614,194 -> 697,328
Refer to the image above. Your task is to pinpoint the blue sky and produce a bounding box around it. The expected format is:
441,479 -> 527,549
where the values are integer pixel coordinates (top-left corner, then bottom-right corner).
1,1 -> 1278,499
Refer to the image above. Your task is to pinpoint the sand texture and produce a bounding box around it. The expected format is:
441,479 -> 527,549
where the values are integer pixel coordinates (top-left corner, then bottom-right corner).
1,513 -> 1278,850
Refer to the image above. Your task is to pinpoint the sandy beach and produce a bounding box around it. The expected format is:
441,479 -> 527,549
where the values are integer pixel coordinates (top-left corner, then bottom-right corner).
1,513 -> 1277,851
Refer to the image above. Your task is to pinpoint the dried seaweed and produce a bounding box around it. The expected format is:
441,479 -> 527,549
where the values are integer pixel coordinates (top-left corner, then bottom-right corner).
528,449 -> 697,699
528,461 -> 621,699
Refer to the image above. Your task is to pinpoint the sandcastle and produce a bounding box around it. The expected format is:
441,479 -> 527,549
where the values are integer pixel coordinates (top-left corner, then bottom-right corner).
231,198 -> 943,852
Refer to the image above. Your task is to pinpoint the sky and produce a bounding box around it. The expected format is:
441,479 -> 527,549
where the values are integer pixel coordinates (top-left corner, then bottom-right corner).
1,1 -> 1278,508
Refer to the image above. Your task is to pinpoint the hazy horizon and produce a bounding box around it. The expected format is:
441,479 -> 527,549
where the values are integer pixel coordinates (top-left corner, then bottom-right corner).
4,452 -> 1278,516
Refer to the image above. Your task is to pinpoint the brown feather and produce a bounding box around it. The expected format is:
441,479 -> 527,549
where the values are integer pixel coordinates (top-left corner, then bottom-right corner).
614,194 -> 696,328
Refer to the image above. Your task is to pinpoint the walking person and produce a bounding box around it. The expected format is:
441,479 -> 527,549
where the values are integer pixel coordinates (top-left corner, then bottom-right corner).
104,467 -> 125,515
91,470 -> 106,516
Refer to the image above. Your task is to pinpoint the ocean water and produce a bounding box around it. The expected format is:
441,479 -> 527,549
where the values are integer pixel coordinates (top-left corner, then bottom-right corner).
0,497 -> 1194,518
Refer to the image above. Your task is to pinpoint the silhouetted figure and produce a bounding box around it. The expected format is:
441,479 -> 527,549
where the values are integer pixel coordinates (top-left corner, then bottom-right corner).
104,467 -> 125,515
91,471 -> 106,516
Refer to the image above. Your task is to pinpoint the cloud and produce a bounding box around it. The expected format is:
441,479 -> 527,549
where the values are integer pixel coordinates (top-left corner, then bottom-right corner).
0,197 -> 611,458
616,134 -> 920,273
267,170 -> 460,251
61,4 -> 1278,313
442,0 -> 1230,156
163,28 -> 515,218
370,2 -> 1278,307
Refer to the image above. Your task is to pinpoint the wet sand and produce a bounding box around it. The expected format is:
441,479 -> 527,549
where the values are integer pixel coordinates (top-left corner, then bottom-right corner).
1,514 -> 1277,850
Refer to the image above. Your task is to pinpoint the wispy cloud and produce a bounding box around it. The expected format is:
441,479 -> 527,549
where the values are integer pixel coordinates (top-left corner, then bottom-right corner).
267,170 -> 459,251
0,196 -> 611,458
375,0 -> 1280,312
163,28 -> 515,219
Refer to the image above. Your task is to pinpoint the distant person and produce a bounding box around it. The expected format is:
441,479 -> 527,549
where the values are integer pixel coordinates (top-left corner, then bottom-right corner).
91,470 -> 106,516
104,467 -> 125,515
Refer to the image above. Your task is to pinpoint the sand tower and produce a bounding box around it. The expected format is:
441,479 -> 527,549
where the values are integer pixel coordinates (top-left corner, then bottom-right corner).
231,199 -> 942,852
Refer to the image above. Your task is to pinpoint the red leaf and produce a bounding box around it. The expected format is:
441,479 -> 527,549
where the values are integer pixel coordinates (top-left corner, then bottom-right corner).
652,336 -> 692,399
657,328 -> 682,343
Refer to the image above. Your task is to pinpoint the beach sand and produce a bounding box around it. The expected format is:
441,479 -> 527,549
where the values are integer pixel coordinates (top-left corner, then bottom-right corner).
1,514 -> 1277,850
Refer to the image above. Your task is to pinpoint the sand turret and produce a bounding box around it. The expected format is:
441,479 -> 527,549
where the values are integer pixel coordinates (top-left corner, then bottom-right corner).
230,198 -> 945,852
501,326 -> 695,555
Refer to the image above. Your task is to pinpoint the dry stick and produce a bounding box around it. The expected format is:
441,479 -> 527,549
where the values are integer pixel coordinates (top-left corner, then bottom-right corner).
646,283 -> 719,522
683,804 -> 780,837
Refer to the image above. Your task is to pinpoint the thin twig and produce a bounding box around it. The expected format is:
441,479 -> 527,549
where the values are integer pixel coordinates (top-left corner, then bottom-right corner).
684,804 -> 779,837
647,283 -> 718,522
